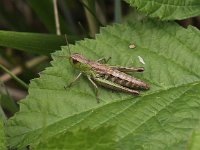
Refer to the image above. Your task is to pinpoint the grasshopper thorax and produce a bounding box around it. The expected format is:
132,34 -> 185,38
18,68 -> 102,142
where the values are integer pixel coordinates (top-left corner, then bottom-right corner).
69,53 -> 93,75
69,53 -> 88,65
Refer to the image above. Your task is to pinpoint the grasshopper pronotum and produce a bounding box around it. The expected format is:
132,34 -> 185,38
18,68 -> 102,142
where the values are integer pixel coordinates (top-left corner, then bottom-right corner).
65,37 -> 149,103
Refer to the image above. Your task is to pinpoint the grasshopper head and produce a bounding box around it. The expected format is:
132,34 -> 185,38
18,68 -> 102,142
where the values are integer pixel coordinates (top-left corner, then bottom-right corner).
69,53 -> 96,76
69,53 -> 88,64
69,53 -> 92,72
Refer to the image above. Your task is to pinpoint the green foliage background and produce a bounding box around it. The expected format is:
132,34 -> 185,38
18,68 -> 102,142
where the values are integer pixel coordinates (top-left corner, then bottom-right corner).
126,0 -> 200,20
6,20 -> 200,149
0,119 -> 6,150
35,126 -> 116,150
0,0 -> 199,149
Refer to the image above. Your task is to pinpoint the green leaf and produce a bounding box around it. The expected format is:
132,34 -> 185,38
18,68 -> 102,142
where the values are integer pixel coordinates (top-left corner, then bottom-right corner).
0,119 -> 7,150
124,0 -> 200,20
188,124 -> 200,150
6,20 -> 200,150
34,126 -> 116,150
0,30 -> 66,55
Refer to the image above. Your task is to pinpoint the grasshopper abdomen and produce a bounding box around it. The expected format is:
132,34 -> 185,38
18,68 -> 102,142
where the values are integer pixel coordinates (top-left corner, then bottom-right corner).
92,64 -> 149,90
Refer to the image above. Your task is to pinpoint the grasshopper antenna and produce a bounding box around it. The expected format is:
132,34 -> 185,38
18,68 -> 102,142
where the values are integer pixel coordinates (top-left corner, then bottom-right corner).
64,34 -> 71,55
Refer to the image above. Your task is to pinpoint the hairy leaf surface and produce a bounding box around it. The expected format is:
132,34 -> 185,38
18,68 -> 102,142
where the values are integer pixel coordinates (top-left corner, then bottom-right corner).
34,126 -> 116,150
125,0 -> 200,20
6,20 -> 200,149
0,120 -> 6,150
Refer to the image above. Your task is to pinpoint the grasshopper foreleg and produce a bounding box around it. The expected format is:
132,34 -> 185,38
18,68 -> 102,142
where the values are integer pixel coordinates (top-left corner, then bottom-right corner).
97,57 -> 111,64
64,72 -> 82,89
87,76 -> 100,103
110,66 -> 144,73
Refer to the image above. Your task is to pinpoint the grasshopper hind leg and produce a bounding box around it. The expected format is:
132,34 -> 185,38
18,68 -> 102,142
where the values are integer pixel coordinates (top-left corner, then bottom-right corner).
93,78 -> 140,96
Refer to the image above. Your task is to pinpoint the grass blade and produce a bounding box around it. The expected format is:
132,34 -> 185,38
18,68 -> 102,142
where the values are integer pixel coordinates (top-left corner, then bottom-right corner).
0,64 -> 28,89
0,30 -> 78,55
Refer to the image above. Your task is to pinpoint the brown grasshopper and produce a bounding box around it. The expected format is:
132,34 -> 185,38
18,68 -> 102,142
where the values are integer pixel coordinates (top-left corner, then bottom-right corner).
66,53 -> 150,103
64,35 -> 149,103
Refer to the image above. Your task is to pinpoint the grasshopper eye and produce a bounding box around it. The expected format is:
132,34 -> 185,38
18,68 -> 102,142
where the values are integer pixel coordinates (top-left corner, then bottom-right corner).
72,59 -> 78,64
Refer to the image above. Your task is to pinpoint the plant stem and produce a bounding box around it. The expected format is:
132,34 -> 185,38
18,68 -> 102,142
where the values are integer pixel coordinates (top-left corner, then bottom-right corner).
53,0 -> 61,35
114,0 -> 122,23
0,64 -> 28,89
0,56 -> 48,83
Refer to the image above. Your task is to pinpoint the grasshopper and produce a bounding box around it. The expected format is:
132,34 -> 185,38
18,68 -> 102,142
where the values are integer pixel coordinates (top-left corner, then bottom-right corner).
64,37 -> 149,103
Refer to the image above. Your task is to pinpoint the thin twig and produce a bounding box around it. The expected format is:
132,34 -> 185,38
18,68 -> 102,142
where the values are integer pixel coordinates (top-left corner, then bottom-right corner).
53,0 -> 61,35
0,56 -> 48,83
0,64 -> 28,89
0,85 -> 27,101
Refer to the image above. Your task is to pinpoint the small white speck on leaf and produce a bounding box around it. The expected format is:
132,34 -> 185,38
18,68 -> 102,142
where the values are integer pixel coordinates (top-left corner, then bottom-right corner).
129,44 -> 136,49
138,56 -> 145,64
